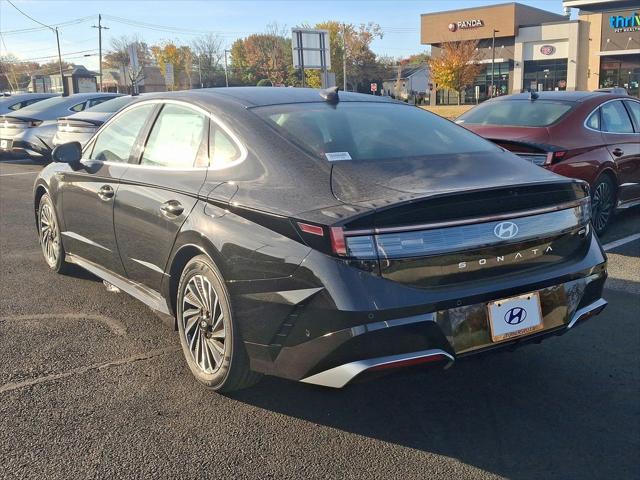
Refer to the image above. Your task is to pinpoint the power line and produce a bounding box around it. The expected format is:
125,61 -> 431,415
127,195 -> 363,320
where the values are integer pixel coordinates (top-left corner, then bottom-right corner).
5,0 -> 52,29
0,16 -> 95,36
4,0 -> 66,94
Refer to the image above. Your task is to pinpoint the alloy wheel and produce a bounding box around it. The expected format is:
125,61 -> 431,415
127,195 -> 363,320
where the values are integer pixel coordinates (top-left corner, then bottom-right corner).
39,203 -> 60,268
181,274 -> 226,374
591,180 -> 614,234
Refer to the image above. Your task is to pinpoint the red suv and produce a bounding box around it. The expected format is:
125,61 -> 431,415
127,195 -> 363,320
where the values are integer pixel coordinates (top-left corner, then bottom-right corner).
457,91 -> 640,234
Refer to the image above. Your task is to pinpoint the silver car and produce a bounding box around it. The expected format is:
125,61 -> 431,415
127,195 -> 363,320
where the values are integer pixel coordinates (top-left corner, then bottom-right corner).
0,93 -> 121,160
0,93 -> 59,116
53,95 -> 141,148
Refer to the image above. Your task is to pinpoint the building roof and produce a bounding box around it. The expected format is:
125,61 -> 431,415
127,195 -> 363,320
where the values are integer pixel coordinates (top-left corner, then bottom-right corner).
384,66 -> 427,82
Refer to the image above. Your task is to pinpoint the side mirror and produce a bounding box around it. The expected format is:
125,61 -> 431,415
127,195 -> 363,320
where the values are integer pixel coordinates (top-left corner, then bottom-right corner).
51,142 -> 82,165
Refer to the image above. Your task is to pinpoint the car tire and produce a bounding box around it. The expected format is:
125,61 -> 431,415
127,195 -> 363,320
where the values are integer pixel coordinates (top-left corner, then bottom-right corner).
38,193 -> 70,273
591,175 -> 616,235
176,255 -> 261,392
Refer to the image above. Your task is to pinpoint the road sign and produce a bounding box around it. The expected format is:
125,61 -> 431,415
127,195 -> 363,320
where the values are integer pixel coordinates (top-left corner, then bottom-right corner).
165,63 -> 174,88
370,83 -> 377,93
291,28 -> 331,89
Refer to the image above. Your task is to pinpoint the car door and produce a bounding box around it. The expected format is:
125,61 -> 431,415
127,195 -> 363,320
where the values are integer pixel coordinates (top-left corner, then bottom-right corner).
600,99 -> 640,204
114,102 -> 209,291
619,99 -> 640,203
60,103 -> 156,275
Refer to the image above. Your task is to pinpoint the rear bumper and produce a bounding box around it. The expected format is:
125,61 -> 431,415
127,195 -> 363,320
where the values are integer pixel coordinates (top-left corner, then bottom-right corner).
300,296 -> 606,388
234,233 -> 607,387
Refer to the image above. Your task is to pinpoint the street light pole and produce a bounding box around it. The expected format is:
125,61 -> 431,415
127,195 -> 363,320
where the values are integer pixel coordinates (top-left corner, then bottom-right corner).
224,49 -> 230,87
342,23 -> 347,91
198,55 -> 203,88
490,29 -> 498,98
54,27 -> 65,95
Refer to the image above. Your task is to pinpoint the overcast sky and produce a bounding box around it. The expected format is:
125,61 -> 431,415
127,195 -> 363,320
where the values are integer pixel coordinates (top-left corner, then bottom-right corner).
1,0 -> 571,70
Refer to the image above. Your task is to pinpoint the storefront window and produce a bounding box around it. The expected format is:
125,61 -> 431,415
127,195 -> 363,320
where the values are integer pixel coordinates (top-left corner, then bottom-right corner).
600,56 -> 640,98
437,61 -> 510,105
523,59 -> 568,92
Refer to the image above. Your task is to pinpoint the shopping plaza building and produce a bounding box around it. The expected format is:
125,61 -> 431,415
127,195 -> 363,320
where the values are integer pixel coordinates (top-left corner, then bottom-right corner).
420,0 -> 639,103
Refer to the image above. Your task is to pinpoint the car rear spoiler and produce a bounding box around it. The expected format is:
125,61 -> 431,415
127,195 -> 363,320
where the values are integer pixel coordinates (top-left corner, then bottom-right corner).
486,138 -> 563,154
56,117 -> 104,126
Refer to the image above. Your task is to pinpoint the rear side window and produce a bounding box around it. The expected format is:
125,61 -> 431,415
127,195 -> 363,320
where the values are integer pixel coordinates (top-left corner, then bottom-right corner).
601,101 -> 634,133
8,102 -> 23,111
586,110 -> 600,130
254,102 -> 497,161
90,104 -> 155,162
70,102 -> 85,112
209,124 -> 241,167
624,100 -> 640,131
457,100 -> 573,127
141,104 -> 206,168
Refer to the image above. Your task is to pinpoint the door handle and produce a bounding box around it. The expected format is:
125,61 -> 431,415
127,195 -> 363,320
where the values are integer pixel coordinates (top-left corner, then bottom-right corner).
612,148 -> 624,157
98,185 -> 114,200
160,200 -> 184,217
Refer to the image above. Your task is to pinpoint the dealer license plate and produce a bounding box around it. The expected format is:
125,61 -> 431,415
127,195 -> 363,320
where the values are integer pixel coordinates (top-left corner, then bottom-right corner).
487,292 -> 544,342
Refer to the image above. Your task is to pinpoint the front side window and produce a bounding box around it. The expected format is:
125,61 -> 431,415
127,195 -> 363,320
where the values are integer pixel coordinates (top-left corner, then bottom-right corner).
141,104 -> 206,168
254,102 -> 498,161
457,100 -> 574,127
601,101 -> 634,133
90,104 -> 155,162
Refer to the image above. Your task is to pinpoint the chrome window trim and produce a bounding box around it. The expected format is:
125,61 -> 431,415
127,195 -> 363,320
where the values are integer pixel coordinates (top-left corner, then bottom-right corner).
583,98 -> 640,135
345,198 -> 586,236
83,98 -> 247,172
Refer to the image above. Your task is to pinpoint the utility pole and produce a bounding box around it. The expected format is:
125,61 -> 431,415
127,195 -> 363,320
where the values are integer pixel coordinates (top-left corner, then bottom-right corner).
197,55 -> 203,88
224,49 -> 230,87
54,27 -> 65,95
342,23 -> 347,91
490,29 -> 498,98
92,14 -> 109,92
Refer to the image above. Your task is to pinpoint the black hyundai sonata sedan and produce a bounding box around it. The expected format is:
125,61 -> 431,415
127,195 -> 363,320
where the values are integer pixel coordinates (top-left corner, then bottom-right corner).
34,87 -> 608,391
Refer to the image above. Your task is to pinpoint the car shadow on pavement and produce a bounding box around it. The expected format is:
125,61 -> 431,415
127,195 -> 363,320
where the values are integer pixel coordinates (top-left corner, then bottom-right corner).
229,283 -> 639,480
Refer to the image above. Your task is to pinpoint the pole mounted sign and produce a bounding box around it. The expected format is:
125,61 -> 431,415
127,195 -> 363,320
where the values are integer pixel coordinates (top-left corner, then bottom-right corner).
370,83 -> 377,93
292,28 -> 332,88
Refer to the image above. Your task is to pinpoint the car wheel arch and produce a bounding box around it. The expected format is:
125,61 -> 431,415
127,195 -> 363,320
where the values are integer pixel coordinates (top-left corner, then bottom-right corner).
164,238 -> 228,326
594,168 -> 618,199
34,184 -> 49,227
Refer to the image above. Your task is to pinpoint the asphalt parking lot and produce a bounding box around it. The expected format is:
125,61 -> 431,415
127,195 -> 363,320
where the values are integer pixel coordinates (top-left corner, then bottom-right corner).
1,157 -> 638,480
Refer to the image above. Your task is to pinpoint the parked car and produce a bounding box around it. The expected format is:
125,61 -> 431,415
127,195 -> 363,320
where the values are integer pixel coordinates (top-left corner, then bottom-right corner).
53,94 -> 142,148
0,93 -> 59,115
456,91 -> 640,234
35,88 -> 607,392
0,93 -> 122,160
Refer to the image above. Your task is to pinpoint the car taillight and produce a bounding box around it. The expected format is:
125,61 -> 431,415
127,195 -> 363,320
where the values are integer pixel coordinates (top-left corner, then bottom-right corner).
329,227 -> 347,256
546,150 -> 568,165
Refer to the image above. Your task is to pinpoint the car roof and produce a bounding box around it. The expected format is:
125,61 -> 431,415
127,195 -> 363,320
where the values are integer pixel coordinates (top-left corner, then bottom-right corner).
137,87 -> 396,108
489,91 -> 626,103
0,92 -> 58,104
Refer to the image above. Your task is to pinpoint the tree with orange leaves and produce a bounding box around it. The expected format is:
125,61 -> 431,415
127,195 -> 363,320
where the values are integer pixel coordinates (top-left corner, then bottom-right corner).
428,41 -> 481,105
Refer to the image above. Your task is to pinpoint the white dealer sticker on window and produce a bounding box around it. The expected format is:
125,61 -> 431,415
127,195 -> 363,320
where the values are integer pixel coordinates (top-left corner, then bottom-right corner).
325,152 -> 352,162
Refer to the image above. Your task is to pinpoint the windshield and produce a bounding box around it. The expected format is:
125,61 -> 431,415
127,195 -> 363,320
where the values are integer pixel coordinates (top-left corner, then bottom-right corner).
457,100 -> 574,127
254,102 -> 497,161
86,95 -> 134,113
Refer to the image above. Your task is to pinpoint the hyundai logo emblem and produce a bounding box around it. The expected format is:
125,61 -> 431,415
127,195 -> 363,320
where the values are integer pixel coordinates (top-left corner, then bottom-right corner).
494,221 -> 519,239
504,307 -> 527,325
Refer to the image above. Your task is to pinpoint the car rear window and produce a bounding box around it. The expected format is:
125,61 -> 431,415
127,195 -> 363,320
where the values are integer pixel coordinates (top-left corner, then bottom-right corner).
86,95 -> 133,113
457,100 -> 574,127
253,102 -> 497,161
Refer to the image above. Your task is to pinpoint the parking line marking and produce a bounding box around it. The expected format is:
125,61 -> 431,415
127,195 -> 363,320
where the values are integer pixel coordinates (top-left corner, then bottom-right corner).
0,346 -> 179,394
603,233 -> 640,252
0,171 -> 39,176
